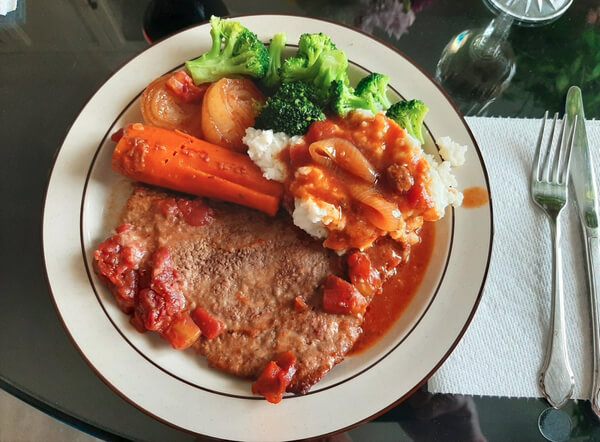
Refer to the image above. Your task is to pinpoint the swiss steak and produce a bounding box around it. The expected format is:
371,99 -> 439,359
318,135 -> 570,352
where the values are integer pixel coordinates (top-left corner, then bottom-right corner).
97,186 -> 366,394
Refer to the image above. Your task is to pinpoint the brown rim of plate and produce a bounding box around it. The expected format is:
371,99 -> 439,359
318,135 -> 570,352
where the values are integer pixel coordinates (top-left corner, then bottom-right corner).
40,14 -> 495,442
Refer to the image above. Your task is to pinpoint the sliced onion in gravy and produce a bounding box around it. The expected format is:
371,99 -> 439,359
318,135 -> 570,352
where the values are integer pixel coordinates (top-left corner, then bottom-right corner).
308,138 -> 377,183
347,182 -> 403,231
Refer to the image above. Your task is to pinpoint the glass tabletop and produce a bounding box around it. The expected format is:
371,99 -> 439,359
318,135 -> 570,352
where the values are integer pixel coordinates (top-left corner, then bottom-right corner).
1,0 -> 600,440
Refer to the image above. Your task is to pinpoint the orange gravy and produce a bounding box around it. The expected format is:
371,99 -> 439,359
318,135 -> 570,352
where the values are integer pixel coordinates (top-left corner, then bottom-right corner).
351,221 -> 436,354
462,187 -> 489,208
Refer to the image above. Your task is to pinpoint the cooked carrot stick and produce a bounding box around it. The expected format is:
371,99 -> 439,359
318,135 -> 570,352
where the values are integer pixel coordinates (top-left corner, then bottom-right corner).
112,124 -> 283,216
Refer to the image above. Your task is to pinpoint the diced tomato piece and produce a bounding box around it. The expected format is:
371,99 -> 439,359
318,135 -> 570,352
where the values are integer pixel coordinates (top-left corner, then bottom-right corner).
177,199 -> 213,227
294,296 -> 309,312
367,238 -> 403,277
154,198 -> 214,227
322,275 -> 367,316
288,143 -> 312,168
135,288 -> 167,331
276,351 -> 296,372
254,362 -> 280,402
163,313 -> 201,350
130,314 -> 146,333
110,128 -> 124,143
348,251 -> 372,282
306,120 -> 343,143
406,182 -> 432,209
348,251 -> 382,298
115,223 -> 133,234
252,352 -> 297,404
134,248 -> 186,332
137,267 -> 151,290
93,224 -> 145,313
154,198 -> 179,218
150,248 -> 186,314
191,306 -> 224,339
166,71 -> 208,103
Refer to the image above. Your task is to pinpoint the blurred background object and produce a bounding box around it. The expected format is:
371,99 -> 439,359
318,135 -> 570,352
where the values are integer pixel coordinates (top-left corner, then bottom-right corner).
435,13 -> 515,115
482,0 -> 573,25
355,0 -> 436,40
0,0 -> 18,16
435,0 -> 577,116
509,2 -> 600,116
356,0 -> 416,40
0,0 -> 29,46
143,0 -> 228,43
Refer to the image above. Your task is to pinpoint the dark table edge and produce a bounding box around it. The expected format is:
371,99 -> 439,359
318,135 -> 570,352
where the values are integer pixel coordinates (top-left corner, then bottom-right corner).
0,375 -> 129,442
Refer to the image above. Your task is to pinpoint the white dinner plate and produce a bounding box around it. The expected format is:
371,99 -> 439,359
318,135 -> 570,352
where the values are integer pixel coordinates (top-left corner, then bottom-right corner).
42,15 -> 493,442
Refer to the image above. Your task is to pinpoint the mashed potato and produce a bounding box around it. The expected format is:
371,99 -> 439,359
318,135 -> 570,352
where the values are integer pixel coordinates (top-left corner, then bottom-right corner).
425,155 -> 464,218
438,136 -> 467,167
244,124 -> 467,242
426,136 -> 467,217
292,196 -> 342,239
243,128 -> 302,182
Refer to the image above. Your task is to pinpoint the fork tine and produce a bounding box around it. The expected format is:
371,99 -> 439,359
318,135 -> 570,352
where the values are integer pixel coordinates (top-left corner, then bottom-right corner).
532,111 -> 549,182
559,115 -> 577,184
541,112 -> 559,182
551,115 -> 567,183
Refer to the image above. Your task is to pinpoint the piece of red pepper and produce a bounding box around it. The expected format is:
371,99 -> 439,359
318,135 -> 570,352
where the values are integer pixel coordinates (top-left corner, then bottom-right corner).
252,352 -> 297,404
191,306 -> 225,340
165,71 -> 207,103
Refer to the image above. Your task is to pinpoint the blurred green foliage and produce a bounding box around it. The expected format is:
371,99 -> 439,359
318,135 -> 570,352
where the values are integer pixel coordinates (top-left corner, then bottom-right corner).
510,10 -> 600,115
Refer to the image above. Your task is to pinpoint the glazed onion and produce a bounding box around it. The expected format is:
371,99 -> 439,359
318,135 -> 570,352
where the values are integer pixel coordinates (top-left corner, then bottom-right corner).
308,138 -> 377,183
348,182 -> 403,231
201,78 -> 265,153
140,74 -> 202,138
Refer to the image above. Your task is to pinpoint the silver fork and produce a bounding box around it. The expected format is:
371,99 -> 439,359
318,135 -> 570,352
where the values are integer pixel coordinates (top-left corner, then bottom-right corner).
531,111 -> 578,409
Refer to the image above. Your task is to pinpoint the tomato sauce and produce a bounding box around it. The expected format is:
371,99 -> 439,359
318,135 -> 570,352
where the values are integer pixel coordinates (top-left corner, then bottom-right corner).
281,113 -> 442,352
351,221 -> 435,354
462,186 -> 489,208
287,114 -> 439,253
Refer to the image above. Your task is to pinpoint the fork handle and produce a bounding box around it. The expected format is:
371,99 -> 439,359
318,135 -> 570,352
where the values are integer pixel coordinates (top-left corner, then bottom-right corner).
539,216 -> 575,408
586,234 -> 600,416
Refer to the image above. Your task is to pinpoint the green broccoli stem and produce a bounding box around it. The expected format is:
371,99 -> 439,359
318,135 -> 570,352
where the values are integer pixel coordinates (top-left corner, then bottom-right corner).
347,95 -> 371,110
269,33 -> 286,63
187,53 -> 252,76
208,26 -> 222,56
263,33 -> 286,88
379,91 -> 392,109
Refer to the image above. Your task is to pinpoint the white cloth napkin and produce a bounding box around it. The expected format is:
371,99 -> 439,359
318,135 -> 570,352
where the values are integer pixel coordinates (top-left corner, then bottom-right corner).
428,116 -> 600,399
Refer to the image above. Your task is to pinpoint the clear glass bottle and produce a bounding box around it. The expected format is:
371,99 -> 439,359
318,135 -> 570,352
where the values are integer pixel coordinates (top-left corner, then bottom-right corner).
435,13 -> 516,116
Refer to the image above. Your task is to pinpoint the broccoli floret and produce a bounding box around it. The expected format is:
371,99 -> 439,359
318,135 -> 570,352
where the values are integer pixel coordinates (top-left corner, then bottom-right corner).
297,32 -> 337,65
329,80 -> 378,116
263,33 -> 286,89
280,33 -> 348,101
329,73 -> 393,116
386,100 -> 429,143
355,73 -> 392,111
185,16 -> 269,84
281,57 -> 306,78
255,81 -> 325,136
